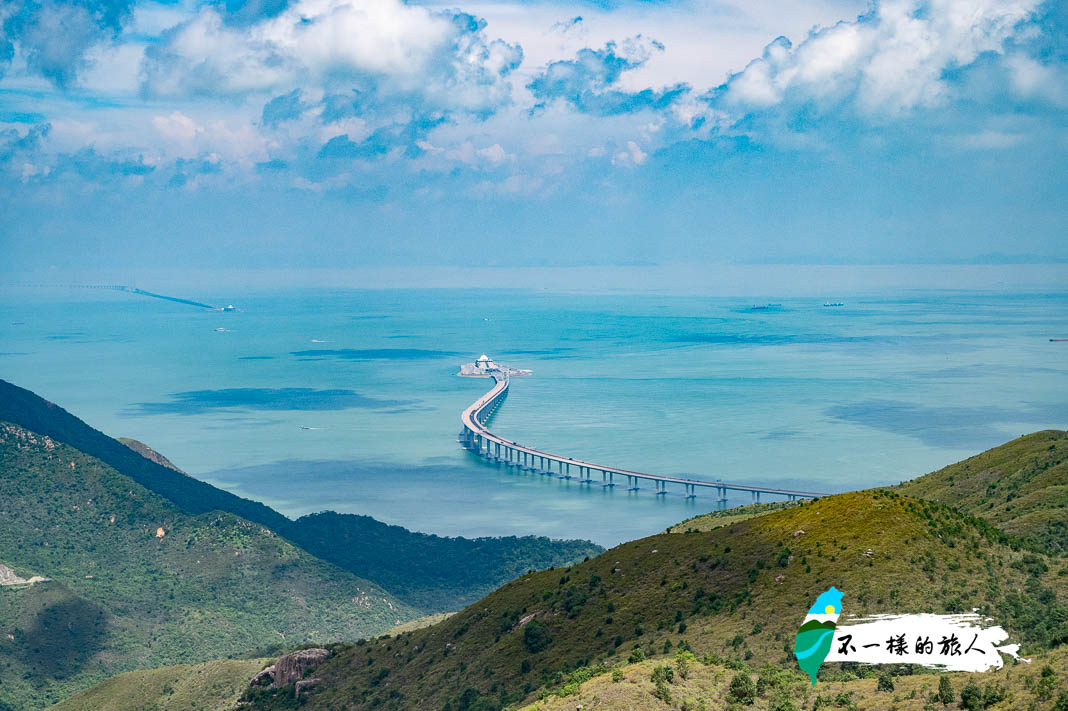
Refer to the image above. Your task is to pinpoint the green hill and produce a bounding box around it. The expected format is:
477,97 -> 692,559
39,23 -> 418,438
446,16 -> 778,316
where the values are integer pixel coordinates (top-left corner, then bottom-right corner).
239,486 -> 1066,710
895,430 -> 1068,553
47,657 -> 272,711
0,379 -> 602,612
286,512 -> 603,612
0,422 -> 413,710
516,646 -> 1068,711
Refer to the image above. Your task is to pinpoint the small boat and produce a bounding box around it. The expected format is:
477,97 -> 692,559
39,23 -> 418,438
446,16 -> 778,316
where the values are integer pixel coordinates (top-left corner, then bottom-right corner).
823,302 -> 844,307
222,304 -> 236,311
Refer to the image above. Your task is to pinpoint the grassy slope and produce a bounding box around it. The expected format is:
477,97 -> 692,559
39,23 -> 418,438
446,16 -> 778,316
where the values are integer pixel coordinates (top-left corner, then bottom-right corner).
244,486 -> 1066,711
0,378 -> 602,613
895,430 -> 1068,553
48,657 -> 272,711
518,647 -> 1068,711
0,423 -> 413,710
665,501 -> 800,533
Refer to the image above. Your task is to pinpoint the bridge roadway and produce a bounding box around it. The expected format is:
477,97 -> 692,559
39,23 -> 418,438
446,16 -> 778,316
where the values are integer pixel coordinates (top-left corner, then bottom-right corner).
459,374 -> 828,502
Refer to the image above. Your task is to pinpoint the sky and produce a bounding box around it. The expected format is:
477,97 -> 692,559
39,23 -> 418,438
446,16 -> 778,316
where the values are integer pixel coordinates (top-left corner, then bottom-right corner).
0,0 -> 1066,276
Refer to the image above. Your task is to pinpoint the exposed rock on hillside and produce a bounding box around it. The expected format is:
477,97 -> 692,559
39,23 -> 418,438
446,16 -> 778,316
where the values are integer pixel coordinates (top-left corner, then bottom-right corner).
117,437 -> 186,474
251,648 -> 330,689
0,562 -> 49,586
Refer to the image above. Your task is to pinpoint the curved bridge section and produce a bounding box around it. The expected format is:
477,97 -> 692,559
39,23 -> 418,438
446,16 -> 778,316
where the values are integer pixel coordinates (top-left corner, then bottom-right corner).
459,375 -> 827,502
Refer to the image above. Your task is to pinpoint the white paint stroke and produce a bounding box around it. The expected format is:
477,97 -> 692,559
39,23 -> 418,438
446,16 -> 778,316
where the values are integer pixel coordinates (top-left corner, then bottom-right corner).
825,612 -> 1030,672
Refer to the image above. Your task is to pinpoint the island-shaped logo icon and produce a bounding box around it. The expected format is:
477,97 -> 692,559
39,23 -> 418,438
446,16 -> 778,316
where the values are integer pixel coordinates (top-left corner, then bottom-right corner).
794,586 -> 843,685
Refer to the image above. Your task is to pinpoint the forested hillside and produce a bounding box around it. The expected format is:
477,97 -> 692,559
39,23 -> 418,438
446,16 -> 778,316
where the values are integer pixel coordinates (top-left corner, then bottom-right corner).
0,379 -> 601,613
0,423 -> 410,710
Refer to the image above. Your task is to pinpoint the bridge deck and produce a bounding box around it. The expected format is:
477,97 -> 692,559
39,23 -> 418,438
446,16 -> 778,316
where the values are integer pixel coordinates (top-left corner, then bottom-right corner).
460,375 -> 827,499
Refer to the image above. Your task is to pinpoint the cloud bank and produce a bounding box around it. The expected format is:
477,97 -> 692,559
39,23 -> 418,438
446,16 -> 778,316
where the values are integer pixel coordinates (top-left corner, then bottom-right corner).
0,0 -> 1064,267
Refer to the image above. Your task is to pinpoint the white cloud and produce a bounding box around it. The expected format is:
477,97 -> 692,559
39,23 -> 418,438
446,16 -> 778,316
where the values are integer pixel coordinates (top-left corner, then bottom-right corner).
141,0 -> 521,115
153,111 -> 201,142
718,0 -> 1043,116
955,129 -> 1026,150
1005,54 -> 1068,108
477,143 -> 509,164
612,139 -> 646,166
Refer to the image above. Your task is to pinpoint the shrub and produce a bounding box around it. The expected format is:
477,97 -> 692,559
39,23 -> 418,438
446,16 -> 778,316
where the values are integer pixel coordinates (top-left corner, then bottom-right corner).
522,620 -> 552,653
959,681 -> 983,711
654,677 -> 673,703
937,676 -> 954,705
727,673 -> 756,706
877,672 -> 895,692
627,646 -> 646,663
770,697 -> 797,711
1037,664 -> 1058,701
651,665 -> 674,684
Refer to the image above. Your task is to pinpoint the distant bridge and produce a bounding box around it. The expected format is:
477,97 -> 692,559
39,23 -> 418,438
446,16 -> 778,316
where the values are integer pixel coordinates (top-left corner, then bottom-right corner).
62,285 -> 220,310
459,374 -> 828,503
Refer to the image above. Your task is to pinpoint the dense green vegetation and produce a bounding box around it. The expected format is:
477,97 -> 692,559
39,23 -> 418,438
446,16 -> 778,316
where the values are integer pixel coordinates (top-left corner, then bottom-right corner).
0,423 -> 412,710
0,379 -> 602,613
241,482 -> 1066,711
286,512 -> 602,611
43,431 -> 1068,711
895,430 -> 1068,554
0,379 -> 292,528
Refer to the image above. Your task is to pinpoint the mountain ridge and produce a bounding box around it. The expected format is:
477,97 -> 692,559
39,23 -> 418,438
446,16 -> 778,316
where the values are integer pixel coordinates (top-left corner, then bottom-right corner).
0,421 -> 411,710
0,378 -> 602,612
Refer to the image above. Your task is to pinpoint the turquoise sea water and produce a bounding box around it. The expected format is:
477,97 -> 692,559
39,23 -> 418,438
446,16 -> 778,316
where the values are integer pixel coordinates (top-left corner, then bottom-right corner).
2,284 -> 1066,546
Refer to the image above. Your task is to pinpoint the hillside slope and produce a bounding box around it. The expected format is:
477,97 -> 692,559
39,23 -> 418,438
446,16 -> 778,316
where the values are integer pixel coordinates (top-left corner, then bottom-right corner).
0,379 -> 602,612
287,512 -> 603,611
517,646 -> 1068,711
895,429 -> 1067,553
0,423 -> 412,710
48,657 -> 272,711
116,437 -> 185,473
243,488 -> 1066,711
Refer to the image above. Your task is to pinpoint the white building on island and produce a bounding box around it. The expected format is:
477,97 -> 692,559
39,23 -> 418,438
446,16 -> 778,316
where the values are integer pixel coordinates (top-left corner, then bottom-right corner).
458,354 -> 532,377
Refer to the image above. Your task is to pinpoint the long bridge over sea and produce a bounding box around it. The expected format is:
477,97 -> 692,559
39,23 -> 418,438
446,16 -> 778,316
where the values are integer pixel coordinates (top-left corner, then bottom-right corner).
459,374 -> 828,503
43,284 -> 224,310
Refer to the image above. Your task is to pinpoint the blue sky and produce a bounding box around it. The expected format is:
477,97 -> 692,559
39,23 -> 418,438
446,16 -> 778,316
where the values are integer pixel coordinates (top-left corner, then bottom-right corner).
0,0 -> 1065,275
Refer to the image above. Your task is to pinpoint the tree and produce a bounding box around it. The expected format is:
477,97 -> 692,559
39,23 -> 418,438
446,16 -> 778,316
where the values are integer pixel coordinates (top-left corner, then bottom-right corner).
937,676 -> 954,706
877,672 -> 894,692
727,673 -> 756,706
959,681 -> 983,711
522,620 -> 552,653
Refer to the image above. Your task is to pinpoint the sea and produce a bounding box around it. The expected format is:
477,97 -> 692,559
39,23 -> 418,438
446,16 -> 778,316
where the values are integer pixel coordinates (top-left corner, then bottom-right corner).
2,268 -> 1066,547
